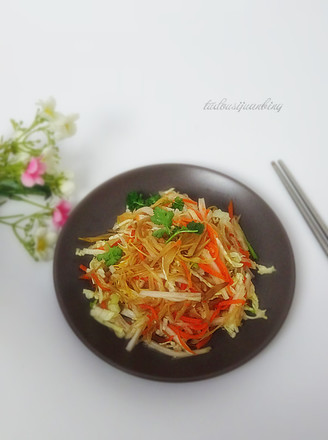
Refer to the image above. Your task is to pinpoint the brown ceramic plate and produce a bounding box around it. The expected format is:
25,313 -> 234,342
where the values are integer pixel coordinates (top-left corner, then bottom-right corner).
53,164 -> 295,382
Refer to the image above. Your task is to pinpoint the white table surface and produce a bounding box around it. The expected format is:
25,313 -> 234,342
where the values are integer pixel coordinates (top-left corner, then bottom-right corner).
1,2 -> 328,439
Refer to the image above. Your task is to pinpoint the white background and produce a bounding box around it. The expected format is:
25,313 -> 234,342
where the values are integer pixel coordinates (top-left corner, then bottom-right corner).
1,1 -> 328,439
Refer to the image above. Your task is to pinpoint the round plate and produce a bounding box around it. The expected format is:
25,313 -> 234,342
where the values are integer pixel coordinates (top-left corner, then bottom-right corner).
53,163 -> 295,382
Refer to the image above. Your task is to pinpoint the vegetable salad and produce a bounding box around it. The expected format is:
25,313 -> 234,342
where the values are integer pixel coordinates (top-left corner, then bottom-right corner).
76,189 -> 275,357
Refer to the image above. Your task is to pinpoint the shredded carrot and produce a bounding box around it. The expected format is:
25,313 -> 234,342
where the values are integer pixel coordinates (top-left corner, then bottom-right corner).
228,200 -> 234,219
79,264 -> 88,272
210,299 -> 246,322
140,304 -> 158,321
91,273 -> 111,291
206,223 -> 218,241
206,223 -> 233,284
196,335 -> 212,349
205,242 -> 219,260
168,324 -> 195,354
193,209 -> 203,221
198,263 -> 225,280
180,316 -> 204,325
182,198 -> 197,205
173,217 -> 193,226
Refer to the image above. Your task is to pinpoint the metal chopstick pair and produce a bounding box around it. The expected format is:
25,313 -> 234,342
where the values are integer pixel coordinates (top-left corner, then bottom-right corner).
272,159 -> 328,257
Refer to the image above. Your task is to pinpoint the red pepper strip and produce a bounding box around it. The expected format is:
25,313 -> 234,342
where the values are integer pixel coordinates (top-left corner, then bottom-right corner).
97,246 -> 105,251
133,276 -> 149,282
127,230 -> 135,242
100,300 -> 108,309
110,240 -> 120,248
228,200 -> 234,219
210,299 -> 246,322
79,264 -> 88,272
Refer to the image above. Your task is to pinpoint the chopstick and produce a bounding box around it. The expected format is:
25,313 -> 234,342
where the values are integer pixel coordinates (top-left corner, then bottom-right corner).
272,159 -> 328,256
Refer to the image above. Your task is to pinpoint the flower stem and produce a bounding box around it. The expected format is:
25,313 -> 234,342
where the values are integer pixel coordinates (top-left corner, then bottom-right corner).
13,195 -> 52,211
0,214 -> 24,219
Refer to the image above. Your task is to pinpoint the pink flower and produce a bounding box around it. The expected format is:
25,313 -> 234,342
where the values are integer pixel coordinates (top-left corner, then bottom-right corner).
21,157 -> 47,187
52,200 -> 71,228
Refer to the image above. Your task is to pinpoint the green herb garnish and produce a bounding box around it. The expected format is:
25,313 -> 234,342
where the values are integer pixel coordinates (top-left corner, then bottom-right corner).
245,238 -> 259,260
126,191 -> 160,211
166,221 -> 204,243
151,207 -> 204,242
171,197 -> 184,211
96,245 -> 123,266
151,206 -> 174,237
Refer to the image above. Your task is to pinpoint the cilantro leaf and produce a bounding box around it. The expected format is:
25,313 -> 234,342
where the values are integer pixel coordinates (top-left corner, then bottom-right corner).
186,221 -> 204,234
126,191 -> 160,211
126,191 -> 145,211
151,207 -> 174,238
96,246 -> 123,266
165,221 -> 204,243
171,197 -> 184,211
151,206 -> 174,228
152,228 -> 168,238
145,193 -> 161,206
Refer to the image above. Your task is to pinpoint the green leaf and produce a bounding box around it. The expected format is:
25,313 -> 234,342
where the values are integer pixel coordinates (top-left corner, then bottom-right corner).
171,197 -> 184,211
126,191 -> 145,211
145,193 -> 161,206
245,238 -> 259,260
165,221 -> 204,243
152,228 -> 169,238
151,206 -> 174,229
96,246 -> 123,266
0,179 -> 51,199
126,191 -> 160,211
186,221 -> 204,234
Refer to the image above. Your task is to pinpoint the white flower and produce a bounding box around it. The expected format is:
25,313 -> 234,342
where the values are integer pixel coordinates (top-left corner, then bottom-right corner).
34,227 -> 57,261
37,97 -> 57,121
42,146 -> 59,173
11,151 -> 31,164
51,113 -> 79,140
59,176 -> 75,197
